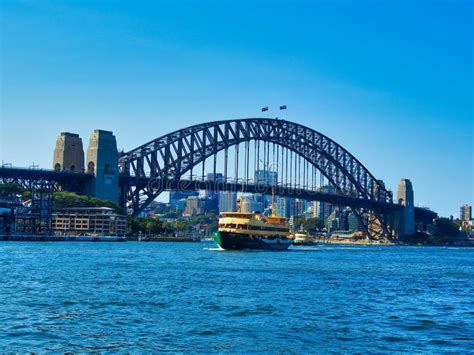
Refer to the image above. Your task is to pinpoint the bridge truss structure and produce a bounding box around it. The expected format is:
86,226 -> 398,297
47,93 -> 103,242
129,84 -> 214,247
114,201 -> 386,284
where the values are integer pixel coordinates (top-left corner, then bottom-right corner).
119,118 -> 398,240
0,167 -> 93,234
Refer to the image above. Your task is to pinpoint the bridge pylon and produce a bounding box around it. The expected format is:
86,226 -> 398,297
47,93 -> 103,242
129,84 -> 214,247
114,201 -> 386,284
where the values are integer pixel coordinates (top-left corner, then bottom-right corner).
85,130 -> 120,205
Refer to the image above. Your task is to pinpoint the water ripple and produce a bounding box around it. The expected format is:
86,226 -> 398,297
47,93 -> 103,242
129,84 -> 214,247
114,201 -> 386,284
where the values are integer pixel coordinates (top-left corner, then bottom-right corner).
0,242 -> 473,352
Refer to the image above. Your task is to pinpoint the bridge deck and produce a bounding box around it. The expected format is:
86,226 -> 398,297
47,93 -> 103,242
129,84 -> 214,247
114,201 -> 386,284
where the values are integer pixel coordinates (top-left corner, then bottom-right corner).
0,167 -> 93,182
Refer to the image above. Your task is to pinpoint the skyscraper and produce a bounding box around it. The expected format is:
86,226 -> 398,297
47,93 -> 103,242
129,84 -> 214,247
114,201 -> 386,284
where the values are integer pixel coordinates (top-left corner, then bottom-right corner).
219,192 -> 237,213
275,197 -> 291,217
348,212 -> 364,232
240,195 -> 264,213
312,185 -> 337,224
254,170 -> 278,185
169,191 -> 199,209
254,170 -> 278,207
290,198 -> 306,217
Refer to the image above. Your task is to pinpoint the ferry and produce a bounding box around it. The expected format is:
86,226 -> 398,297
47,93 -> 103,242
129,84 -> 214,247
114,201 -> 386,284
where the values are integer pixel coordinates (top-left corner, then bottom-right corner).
292,231 -> 318,246
213,194 -> 293,251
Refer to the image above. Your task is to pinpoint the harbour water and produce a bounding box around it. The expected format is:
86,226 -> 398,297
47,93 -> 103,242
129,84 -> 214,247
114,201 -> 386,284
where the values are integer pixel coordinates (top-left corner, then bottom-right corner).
0,242 -> 472,352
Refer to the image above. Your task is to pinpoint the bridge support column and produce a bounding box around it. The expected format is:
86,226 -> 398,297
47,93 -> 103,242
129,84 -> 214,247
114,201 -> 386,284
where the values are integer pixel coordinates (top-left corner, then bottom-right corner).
52,132 -> 85,172
394,179 -> 415,237
85,130 -> 120,205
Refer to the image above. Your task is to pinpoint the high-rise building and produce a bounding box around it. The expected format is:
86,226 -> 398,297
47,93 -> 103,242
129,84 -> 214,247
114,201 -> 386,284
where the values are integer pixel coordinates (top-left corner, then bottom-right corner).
202,173 -> 224,212
327,208 -> 341,231
255,170 -> 278,185
183,196 -> 207,216
348,212 -> 364,232
290,198 -> 306,217
460,204 -> 472,221
275,197 -> 291,217
240,195 -> 264,213
312,185 -> 337,224
169,191 -> 199,210
219,192 -> 237,213
254,170 -> 278,207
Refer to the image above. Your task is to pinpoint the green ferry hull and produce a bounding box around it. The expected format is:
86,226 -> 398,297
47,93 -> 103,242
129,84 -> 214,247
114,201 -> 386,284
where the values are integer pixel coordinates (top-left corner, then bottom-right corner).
213,231 -> 292,251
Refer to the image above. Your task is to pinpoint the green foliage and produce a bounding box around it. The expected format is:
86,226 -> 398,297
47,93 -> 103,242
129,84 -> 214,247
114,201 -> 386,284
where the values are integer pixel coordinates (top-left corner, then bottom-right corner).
166,212 -> 219,233
53,192 -> 123,214
400,231 -> 430,244
400,218 -> 461,245
428,218 -> 460,245
129,217 -> 166,235
160,211 -> 181,219
298,217 -> 324,234
292,216 -> 306,230
286,216 -> 324,234
149,201 -> 175,215
0,183 -> 26,197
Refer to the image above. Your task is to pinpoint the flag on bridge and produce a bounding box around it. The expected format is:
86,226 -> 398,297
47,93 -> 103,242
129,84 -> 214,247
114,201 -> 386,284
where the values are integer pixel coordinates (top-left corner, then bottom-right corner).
279,105 -> 287,110
261,107 -> 269,112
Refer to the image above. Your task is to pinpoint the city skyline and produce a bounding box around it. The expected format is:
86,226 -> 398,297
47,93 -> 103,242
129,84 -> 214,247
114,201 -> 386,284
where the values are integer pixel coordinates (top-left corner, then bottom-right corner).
1,0 -> 473,217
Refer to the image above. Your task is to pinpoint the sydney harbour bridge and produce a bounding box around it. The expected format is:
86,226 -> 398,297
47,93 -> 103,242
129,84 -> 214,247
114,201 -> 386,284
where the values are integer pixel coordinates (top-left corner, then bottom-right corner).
0,118 -> 436,241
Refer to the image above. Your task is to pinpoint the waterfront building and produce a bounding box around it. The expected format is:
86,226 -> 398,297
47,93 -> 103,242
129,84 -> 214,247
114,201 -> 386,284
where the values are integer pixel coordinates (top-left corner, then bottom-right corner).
51,207 -> 127,236
460,204 -> 472,221
337,208 -> 351,230
327,208 -> 350,231
327,208 -> 341,231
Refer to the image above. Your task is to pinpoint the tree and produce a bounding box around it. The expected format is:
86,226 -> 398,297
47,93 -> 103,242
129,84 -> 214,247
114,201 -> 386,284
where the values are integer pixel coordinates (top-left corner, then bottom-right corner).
0,183 -> 26,197
129,217 -> 165,235
53,192 -> 123,214
429,218 -> 460,245
303,217 -> 324,234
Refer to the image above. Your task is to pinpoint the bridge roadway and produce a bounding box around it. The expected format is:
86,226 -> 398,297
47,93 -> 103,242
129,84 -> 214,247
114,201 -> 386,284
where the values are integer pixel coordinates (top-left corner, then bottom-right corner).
0,167 -> 93,193
120,175 -> 402,212
0,167 -> 93,182
0,166 -> 437,220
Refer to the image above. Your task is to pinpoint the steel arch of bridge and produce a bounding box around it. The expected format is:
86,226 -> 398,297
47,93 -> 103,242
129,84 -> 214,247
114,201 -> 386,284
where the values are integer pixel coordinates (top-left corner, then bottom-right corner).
119,118 -> 395,238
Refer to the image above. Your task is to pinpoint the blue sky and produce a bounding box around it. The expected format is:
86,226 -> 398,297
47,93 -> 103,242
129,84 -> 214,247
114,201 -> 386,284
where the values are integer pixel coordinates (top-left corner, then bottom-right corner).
1,0 -> 472,217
